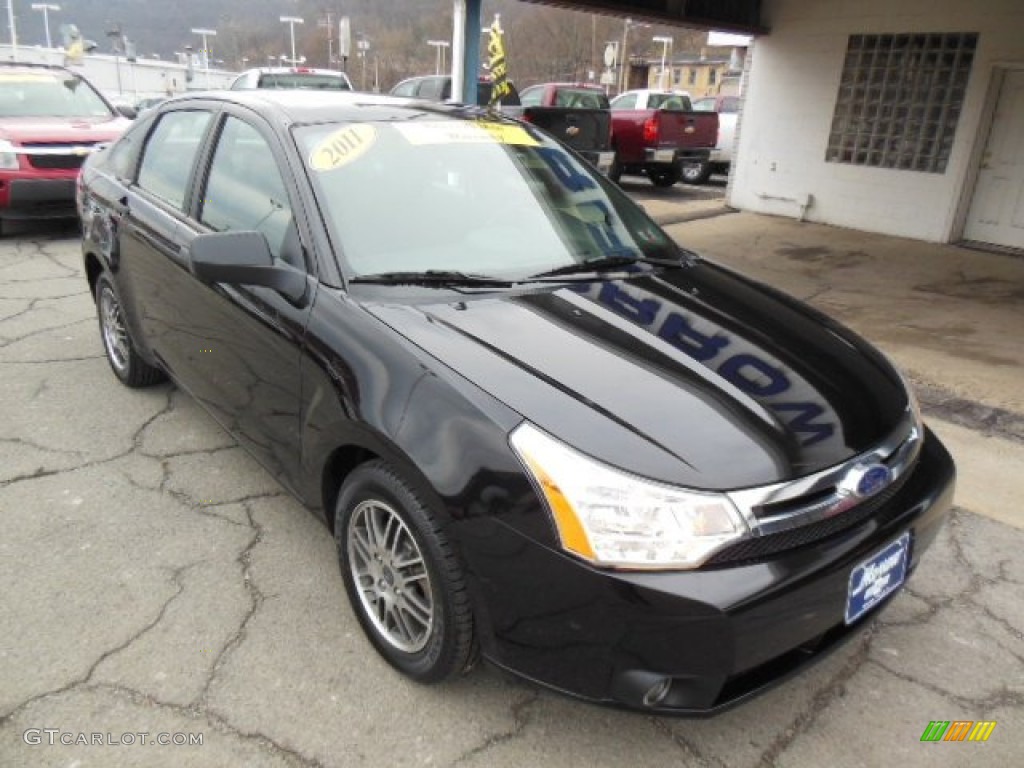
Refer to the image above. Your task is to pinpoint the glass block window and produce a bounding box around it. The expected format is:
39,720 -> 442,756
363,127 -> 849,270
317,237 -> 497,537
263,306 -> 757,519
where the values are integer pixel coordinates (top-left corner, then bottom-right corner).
826,32 -> 977,173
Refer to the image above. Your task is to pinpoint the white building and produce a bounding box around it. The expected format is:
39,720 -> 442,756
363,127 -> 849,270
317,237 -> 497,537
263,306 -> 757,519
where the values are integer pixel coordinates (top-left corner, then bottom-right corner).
513,0 -> 1021,250
729,0 -> 1024,250
0,44 -> 237,102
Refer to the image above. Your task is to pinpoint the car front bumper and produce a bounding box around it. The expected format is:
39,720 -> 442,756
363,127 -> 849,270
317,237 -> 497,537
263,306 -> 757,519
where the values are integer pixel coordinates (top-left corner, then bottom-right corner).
0,173 -> 79,219
471,428 -> 954,714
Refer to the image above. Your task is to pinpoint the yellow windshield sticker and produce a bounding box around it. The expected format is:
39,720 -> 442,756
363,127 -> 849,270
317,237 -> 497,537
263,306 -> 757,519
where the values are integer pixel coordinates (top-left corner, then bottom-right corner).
394,121 -> 538,147
309,124 -> 376,171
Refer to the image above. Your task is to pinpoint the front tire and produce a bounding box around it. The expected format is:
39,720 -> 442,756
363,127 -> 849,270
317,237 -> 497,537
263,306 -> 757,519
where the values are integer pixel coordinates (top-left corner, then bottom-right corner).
335,460 -> 475,683
95,273 -> 165,387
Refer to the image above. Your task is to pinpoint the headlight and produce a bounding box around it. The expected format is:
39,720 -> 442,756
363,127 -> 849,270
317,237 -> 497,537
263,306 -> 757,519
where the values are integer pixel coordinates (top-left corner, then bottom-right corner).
509,423 -> 748,570
0,139 -> 19,170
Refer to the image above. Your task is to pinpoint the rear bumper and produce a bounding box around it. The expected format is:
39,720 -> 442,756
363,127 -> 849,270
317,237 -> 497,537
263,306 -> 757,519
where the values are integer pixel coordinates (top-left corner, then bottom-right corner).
580,150 -> 616,175
642,147 -> 711,165
472,428 -> 955,714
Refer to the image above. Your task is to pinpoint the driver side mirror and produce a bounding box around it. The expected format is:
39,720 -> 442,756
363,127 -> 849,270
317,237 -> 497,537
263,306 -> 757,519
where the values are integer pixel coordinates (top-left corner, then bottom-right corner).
188,230 -> 307,304
115,104 -> 137,120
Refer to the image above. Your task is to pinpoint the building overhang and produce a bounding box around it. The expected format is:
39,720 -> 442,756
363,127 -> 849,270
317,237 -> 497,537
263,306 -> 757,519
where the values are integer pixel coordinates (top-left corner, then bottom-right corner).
518,1 -> 766,35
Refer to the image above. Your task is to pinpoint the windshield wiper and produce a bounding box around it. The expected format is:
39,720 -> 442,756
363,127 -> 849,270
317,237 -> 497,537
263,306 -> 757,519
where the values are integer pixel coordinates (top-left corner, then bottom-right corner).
526,253 -> 688,280
349,270 -> 516,288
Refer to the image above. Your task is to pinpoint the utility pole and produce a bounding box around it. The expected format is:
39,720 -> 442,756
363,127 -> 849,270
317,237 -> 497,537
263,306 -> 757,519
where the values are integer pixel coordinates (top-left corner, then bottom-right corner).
317,10 -> 333,69
7,0 -> 18,60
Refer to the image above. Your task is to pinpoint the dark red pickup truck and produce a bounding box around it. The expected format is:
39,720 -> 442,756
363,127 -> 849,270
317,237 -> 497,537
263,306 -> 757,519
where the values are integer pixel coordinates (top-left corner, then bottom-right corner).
609,89 -> 719,187
503,83 -> 615,175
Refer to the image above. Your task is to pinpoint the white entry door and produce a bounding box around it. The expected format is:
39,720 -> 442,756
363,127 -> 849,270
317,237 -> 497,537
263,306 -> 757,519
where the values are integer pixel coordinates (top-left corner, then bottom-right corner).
964,69 -> 1024,249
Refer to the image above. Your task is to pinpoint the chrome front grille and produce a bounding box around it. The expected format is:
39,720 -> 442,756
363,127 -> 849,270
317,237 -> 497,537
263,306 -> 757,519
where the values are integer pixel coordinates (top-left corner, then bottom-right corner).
20,142 -> 99,170
706,471 -> 912,566
706,411 -> 923,565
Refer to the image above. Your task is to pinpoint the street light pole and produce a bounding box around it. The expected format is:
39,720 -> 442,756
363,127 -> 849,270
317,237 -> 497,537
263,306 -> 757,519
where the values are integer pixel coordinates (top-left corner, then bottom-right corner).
653,35 -> 672,90
280,16 -> 304,67
427,40 -> 450,76
190,27 -> 216,88
31,3 -> 60,49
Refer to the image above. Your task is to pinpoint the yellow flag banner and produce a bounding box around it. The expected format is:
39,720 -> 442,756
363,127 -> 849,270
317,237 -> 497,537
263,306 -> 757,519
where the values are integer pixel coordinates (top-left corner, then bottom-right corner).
486,18 -> 512,107
63,24 -> 85,65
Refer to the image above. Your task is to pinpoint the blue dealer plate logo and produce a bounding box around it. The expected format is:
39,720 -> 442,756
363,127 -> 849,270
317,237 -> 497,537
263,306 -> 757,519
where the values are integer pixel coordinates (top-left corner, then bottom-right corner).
845,532 -> 910,624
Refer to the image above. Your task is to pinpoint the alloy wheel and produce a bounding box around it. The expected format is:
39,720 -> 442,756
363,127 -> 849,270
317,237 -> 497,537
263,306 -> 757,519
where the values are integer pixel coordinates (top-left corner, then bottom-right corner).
347,499 -> 435,653
99,285 -> 130,374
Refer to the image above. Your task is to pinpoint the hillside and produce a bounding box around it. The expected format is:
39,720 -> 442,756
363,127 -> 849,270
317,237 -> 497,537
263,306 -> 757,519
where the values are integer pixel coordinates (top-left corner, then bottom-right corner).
10,0 -> 707,90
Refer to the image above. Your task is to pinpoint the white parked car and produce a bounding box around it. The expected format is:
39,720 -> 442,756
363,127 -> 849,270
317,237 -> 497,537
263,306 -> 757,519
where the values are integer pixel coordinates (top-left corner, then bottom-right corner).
229,67 -> 353,91
609,88 -> 693,111
684,95 -> 741,183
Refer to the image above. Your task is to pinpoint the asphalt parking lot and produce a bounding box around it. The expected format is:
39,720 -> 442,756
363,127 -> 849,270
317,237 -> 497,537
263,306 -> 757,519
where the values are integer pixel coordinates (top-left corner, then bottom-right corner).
1,204 -> 1022,767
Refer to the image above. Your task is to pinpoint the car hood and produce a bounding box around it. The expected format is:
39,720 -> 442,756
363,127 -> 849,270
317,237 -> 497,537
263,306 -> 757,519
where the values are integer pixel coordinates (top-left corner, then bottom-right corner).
364,263 -> 908,491
0,116 -> 131,144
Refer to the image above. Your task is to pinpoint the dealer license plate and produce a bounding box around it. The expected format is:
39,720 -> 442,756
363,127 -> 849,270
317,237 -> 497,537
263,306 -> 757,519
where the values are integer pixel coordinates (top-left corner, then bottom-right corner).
845,532 -> 910,624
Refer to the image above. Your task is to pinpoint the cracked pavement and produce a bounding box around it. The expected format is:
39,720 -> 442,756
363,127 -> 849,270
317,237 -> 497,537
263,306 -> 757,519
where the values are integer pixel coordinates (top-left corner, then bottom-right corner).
1,220 -> 1022,767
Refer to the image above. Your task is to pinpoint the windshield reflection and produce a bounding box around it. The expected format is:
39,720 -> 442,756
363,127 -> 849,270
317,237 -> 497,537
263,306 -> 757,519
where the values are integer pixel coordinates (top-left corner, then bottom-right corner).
297,117 -> 680,280
0,73 -> 113,118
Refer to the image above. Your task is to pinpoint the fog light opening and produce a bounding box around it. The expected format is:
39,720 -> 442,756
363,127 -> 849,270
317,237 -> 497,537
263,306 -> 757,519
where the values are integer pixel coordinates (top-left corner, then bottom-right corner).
642,677 -> 672,708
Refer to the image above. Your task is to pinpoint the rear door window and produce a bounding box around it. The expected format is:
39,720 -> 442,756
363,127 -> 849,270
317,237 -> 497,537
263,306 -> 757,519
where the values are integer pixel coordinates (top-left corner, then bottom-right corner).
610,93 -> 637,110
416,77 -> 447,101
391,80 -> 417,97
519,86 -> 544,107
137,110 -> 212,210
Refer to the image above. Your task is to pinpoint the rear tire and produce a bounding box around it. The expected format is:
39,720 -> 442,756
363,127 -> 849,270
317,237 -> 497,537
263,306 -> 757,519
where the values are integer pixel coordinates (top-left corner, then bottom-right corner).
608,153 -> 622,184
95,273 -> 165,387
335,460 -> 476,683
681,160 -> 712,185
649,168 -> 681,188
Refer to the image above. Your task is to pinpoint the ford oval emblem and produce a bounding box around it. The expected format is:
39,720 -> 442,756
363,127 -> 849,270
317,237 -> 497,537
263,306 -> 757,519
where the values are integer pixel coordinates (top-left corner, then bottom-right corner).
850,464 -> 893,499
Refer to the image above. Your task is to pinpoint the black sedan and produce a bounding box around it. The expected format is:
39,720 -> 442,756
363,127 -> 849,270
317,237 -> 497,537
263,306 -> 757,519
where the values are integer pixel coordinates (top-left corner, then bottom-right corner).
77,90 -> 954,714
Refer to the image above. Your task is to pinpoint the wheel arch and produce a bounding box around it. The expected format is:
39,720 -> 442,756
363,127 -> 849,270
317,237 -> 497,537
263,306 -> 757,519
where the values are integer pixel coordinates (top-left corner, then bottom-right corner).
84,251 -> 104,300
317,430 -> 452,537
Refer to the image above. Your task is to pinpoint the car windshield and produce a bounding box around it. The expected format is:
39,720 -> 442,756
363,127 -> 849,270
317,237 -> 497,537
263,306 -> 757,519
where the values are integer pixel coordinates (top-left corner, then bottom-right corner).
258,73 -> 351,90
0,71 -> 113,118
295,118 -> 684,281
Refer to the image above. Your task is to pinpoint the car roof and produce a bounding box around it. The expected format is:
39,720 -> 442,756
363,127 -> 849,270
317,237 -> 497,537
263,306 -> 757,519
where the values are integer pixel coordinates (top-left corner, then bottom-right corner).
0,61 -> 77,77
160,89 -> 494,125
240,67 -> 349,77
528,83 -> 604,90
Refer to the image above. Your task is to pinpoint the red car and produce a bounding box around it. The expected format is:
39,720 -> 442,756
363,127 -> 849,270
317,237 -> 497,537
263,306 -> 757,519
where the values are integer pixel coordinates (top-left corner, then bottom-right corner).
0,62 -> 132,235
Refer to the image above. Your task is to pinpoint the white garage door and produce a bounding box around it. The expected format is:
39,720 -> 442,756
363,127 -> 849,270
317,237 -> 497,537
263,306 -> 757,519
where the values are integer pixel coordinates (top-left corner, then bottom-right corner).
964,69 -> 1024,249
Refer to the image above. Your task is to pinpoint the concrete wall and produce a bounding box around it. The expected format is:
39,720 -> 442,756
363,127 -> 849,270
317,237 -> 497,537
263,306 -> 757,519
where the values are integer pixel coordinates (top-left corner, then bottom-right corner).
0,45 -> 237,102
729,0 -> 1024,242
